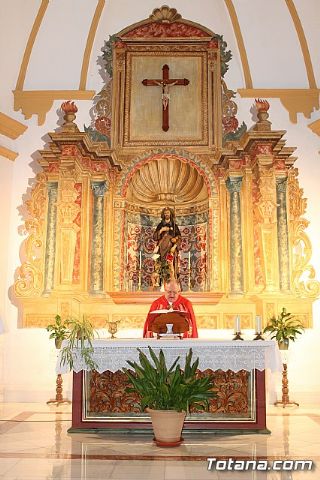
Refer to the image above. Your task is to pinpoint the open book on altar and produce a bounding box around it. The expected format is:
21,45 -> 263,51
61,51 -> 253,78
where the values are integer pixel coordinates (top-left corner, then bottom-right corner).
148,309 -> 189,337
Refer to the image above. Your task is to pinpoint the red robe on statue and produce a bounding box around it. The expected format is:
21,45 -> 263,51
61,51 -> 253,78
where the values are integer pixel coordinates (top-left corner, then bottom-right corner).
143,294 -> 198,338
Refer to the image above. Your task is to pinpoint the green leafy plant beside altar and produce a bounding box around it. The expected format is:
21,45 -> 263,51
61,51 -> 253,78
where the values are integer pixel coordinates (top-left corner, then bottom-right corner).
123,347 -> 215,445
46,314 -> 70,349
263,307 -> 304,350
57,315 -> 98,371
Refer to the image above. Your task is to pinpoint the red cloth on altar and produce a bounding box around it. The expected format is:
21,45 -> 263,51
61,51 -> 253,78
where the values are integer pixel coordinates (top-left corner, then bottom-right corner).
143,294 -> 198,338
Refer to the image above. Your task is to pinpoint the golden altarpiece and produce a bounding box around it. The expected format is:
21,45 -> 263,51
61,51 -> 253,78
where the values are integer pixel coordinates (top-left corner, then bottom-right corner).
14,6 -> 319,331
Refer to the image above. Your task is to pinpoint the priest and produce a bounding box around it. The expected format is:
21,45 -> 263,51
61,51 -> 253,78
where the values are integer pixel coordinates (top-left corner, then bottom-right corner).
143,280 -> 198,338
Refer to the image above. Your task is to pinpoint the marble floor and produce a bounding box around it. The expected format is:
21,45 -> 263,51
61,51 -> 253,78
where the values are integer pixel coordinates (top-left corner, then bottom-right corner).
0,403 -> 319,479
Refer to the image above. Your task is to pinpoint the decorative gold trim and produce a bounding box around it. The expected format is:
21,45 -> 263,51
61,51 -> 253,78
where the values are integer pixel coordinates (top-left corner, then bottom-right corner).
79,0 -> 105,90
15,0 -> 49,90
0,112 -> 27,139
0,145 -> 18,161
149,6 -> 182,23
123,50 -> 208,147
13,90 -> 95,125
308,119 -> 320,136
285,0 -> 317,89
238,88 -> 320,123
224,0 -> 253,88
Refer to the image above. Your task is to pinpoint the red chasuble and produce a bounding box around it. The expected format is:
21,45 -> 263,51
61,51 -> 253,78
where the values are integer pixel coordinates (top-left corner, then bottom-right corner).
143,294 -> 198,338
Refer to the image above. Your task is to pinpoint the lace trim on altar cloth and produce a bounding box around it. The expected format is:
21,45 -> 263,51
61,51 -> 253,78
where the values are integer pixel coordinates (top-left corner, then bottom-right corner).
56,339 -> 282,374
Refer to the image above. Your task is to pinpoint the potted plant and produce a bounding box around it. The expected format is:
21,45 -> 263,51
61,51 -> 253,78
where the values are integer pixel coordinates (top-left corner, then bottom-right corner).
263,307 -> 304,350
123,346 -> 215,446
59,315 -> 98,371
46,314 -> 69,349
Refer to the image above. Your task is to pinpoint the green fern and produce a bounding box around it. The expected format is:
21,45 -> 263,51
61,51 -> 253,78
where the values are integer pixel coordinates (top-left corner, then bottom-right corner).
123,347 -> 216,412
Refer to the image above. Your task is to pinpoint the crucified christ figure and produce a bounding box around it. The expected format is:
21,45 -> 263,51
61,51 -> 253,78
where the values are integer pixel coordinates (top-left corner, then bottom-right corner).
154,80 -> 178,110
142,64 -> 189,131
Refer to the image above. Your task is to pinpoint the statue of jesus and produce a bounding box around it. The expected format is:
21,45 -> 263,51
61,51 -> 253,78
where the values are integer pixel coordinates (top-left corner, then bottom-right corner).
152,207 -> 181,285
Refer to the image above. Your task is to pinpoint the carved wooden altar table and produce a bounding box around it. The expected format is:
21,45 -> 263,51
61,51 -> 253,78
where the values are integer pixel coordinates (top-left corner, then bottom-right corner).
57,339 -> 281,434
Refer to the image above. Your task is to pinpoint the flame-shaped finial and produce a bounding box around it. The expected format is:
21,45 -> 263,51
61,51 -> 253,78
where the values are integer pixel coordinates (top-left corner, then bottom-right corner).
255,98 -> 270,112
61,101 -> 78,114
60,101 -> 78,131
254,99 -> 271,131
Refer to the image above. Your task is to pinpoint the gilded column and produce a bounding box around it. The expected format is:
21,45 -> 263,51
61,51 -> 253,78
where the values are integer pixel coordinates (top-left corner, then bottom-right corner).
57,180 -> 80,286
276,177 -> 290,291
43,182 -> 58,295
226,177 -> 244,294
90,182 -> 107,294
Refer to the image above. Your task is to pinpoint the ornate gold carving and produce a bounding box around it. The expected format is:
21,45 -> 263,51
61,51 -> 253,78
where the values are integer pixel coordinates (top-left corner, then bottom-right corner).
126,157 -> 207,205
87,315 -> 109,328
58,180 -> 80,225
252,178 -> 265,287
25,314 -> 53,327
12,10 -> 319,330
224,314 -> 252,329
127,44 -> 208,53
57,180 -> 80,285
149,6 -> 182,23
60,302 -> 71,319
14,173 -> 47,297
211,204 -> 219,290
197,315 -> 219,328
289,169 -> 320,298
112,315 -> 145,329
123,50 -> 208,147
113,204 -> 125,291
266,303 -> 275,323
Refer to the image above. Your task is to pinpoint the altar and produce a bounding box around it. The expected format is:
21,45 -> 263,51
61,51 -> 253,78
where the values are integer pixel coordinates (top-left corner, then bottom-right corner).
58,339 -> 281,434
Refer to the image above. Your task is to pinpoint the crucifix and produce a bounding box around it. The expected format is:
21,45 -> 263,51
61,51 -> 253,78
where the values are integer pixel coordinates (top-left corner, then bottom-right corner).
142,64 -> 189,132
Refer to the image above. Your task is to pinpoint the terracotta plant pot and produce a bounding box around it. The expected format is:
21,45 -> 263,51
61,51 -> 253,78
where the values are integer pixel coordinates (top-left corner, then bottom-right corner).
147,408 -> 186,446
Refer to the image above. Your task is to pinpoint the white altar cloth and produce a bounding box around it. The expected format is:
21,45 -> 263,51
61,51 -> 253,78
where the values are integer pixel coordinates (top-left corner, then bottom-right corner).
56,339 -> 282,374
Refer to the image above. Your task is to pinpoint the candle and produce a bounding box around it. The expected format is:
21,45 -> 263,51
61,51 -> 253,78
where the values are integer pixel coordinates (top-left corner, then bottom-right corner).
255,315 -> 262,333
235,315 -> 240,333
139,251 -> 142,270
188,251 -> 191,270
